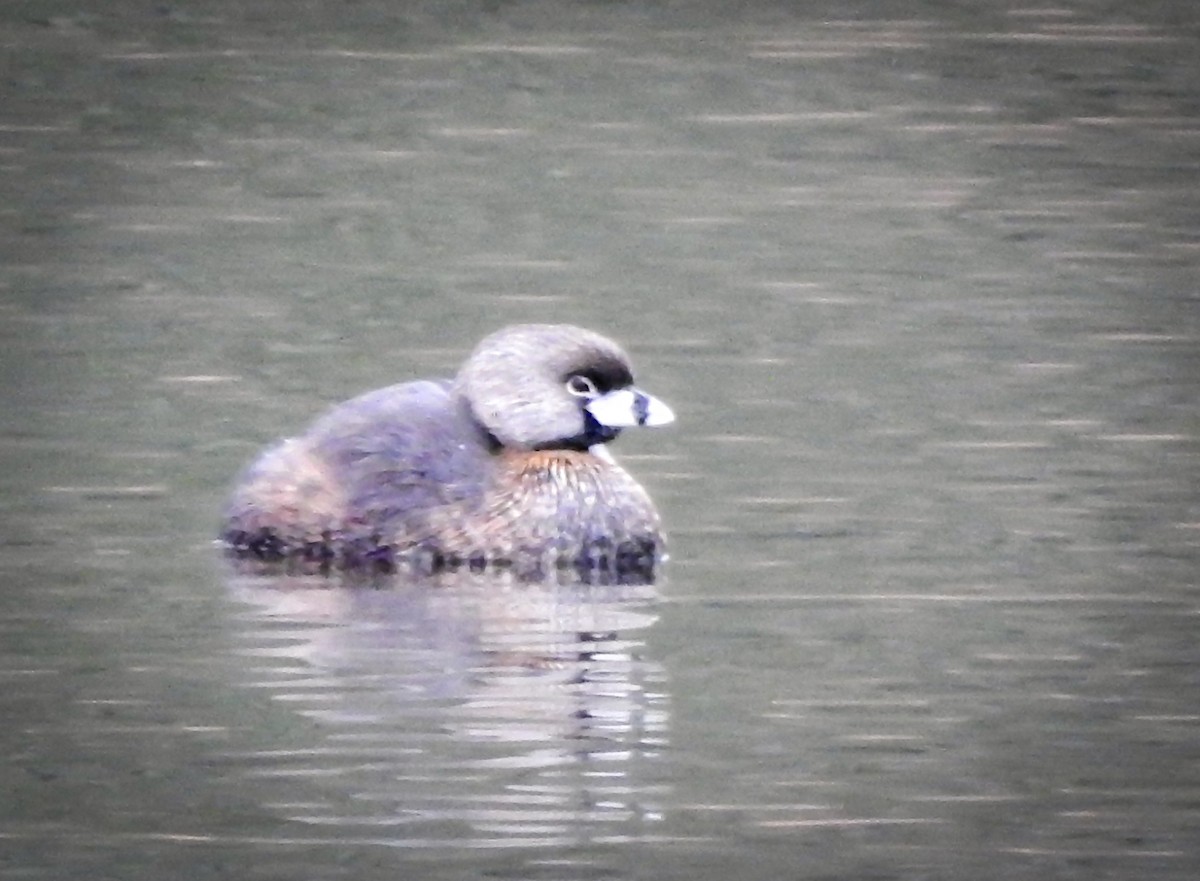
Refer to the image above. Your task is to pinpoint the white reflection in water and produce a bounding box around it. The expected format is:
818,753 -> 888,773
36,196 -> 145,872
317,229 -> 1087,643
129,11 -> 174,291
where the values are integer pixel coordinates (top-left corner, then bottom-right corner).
224,570 -> 669,847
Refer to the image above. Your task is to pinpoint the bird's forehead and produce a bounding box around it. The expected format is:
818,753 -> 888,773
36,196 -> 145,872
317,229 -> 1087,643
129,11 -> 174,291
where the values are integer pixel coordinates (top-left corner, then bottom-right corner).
559,349 -> 634,387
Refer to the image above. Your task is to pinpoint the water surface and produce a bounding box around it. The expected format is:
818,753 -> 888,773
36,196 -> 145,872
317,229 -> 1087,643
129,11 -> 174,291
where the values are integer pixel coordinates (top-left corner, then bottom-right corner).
2,1 -> 1198,878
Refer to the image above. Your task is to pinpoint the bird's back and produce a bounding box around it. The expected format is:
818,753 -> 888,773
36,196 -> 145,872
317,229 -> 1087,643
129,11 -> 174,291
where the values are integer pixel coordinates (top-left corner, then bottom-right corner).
223,379 -> 493,562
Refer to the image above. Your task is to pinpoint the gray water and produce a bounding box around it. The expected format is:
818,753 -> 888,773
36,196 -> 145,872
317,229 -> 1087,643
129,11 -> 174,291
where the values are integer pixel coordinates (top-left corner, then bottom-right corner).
2,1 -> 1198,878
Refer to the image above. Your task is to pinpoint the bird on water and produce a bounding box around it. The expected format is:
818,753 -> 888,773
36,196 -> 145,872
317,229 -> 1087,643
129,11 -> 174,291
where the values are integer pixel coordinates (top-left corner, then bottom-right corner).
221,324 -> 674,579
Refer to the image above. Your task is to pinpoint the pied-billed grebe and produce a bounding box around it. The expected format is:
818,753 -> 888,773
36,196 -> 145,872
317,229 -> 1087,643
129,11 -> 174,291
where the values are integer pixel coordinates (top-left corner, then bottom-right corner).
220,324 -> 674,579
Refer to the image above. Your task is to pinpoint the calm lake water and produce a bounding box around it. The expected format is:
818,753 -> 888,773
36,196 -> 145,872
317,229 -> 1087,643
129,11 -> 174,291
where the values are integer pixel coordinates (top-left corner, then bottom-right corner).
2,1 -> 1198,878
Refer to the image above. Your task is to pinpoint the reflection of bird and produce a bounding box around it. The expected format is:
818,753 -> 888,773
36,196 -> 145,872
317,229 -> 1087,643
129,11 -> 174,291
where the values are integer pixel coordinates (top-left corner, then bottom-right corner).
221,324 -> 674,579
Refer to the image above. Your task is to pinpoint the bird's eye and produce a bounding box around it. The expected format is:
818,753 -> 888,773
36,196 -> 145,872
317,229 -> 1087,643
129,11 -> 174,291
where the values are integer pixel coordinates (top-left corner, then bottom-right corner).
565,374 -> 598,398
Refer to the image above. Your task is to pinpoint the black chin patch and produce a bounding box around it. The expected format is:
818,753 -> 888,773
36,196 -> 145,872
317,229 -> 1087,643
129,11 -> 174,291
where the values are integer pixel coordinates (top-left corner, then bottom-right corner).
583,410 -> 622,446
537,410 -> 621,452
